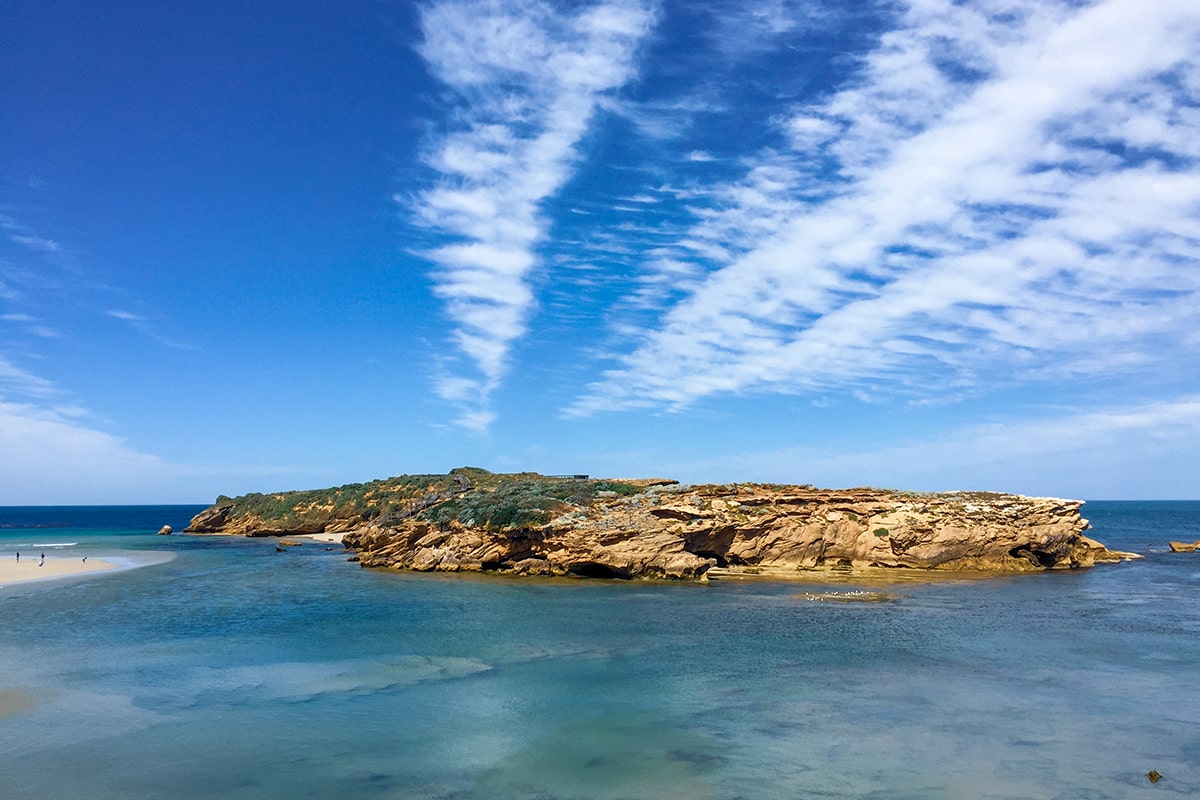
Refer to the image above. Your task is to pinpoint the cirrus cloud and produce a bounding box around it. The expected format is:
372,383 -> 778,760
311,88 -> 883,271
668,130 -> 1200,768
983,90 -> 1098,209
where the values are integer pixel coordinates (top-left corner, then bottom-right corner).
410,0 -> 655,431
571,0 -> 1200,415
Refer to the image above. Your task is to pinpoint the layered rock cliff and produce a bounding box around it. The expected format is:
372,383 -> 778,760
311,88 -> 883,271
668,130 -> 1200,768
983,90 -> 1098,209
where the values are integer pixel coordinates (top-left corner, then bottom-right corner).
186,468 -> 1136,580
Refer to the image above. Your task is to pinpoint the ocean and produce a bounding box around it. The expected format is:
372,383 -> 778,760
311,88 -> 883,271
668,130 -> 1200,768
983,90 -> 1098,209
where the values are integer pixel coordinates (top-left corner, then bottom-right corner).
1,502 -> 1198,799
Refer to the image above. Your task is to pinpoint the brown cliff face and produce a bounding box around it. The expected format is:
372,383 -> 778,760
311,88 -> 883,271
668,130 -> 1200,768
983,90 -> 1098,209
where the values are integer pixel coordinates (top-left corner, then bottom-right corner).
185,503 -> 234,532
343,485 -> 1133,579
186,470 -> 1138,580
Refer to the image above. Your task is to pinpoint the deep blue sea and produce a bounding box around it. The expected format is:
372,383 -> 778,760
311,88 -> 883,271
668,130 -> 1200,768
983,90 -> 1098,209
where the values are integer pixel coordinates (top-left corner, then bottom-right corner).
1,502 -> 1198,799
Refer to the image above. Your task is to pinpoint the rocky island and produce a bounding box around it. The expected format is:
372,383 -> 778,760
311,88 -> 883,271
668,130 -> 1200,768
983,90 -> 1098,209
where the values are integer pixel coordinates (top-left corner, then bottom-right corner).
185,468 -> 1138,580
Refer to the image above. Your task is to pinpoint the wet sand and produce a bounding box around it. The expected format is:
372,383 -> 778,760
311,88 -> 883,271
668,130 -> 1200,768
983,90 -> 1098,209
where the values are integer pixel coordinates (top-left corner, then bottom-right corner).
0,688 -> 38,718
0,552 -> 174,586
0,555 -> 122,585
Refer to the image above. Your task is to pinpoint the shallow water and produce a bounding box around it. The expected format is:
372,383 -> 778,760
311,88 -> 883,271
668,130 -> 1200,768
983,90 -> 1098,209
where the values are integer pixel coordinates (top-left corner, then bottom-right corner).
1,502 -> 1198,799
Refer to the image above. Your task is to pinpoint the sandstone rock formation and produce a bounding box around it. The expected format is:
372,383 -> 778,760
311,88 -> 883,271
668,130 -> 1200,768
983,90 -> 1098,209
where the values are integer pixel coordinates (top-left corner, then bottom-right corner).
185,469 -> 1139,580
157,525 -> 172,535
1168,540 -> 1200,552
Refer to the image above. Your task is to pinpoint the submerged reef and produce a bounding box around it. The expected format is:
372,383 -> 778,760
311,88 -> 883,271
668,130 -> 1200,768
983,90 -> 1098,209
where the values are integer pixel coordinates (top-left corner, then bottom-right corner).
186,468 -> 1138,580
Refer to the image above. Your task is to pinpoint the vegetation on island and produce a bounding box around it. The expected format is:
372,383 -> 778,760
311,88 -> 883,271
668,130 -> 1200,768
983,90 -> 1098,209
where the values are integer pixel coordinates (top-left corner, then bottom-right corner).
205,468 -> 648,533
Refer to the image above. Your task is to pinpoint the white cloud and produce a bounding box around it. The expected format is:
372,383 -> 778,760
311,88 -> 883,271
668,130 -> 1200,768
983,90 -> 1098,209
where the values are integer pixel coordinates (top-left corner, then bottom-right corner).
0,400 -> 174,504
106,309 -> 146,322
692,394 -> 1200,499
573,0 -> 1200,415
9,234 -> 61,253
0,366 -> 328,503
411,0 -> 654,430
0,399 -> 316,504
0,355 -> 57,398
0,354 -> 184,502
785,115 -> 838,150
700,0 -> 838,60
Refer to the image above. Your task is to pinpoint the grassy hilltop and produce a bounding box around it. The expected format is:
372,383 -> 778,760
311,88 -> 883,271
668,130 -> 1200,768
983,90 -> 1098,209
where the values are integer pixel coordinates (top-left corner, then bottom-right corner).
189,467 -> 649,535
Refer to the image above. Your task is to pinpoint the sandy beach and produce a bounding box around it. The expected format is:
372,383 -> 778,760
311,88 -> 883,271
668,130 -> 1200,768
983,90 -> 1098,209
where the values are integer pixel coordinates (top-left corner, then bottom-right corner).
0,688 -> 38,719
0,554 -> 124,586
296,532 -> 345,544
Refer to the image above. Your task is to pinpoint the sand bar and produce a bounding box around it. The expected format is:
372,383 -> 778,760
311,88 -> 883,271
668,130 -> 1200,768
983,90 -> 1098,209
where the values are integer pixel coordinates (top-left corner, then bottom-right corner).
0,552 -> 173,587
0,688 -> 38,718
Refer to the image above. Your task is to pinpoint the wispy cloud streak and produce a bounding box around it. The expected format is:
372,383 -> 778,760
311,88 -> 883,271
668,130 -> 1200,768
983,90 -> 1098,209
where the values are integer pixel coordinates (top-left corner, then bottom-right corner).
573,0 -> 1200,414
411,0 -> 653,430
0,355 -> 57,398
684,394 -> 1200,497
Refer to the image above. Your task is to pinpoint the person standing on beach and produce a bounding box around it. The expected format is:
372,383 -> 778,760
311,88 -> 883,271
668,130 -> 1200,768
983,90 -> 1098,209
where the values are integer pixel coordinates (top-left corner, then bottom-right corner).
15,552 -> 18,562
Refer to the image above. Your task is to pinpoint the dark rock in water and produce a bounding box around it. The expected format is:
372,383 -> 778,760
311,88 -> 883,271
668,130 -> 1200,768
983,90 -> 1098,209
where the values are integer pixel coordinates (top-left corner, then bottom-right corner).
157,525 -> 172,536
1147,769 -> 1163,784
797,591 -> 900,603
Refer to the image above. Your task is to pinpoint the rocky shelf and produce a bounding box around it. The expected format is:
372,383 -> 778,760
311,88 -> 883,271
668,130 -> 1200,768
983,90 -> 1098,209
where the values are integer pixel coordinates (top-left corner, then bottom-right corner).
185,467 -> 1139,580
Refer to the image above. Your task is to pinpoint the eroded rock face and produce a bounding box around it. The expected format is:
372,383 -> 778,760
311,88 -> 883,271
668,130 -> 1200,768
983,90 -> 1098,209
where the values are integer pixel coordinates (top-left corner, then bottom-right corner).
185,504 -> 234,533
342,521 -> 715,580
185,474 -> 1138,580
363,487 -> 1133,578
184,502 -> 363,536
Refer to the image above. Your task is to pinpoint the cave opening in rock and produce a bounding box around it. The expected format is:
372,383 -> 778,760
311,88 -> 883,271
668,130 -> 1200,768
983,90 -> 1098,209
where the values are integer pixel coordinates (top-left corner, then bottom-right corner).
690,550 -> 728,567
1008,545 -> 1057,568
567,562 -> 627,579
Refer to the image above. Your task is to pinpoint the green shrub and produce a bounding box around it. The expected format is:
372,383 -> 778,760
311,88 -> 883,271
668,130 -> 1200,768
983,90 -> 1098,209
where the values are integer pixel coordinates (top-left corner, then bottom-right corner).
209,470 -> 645,533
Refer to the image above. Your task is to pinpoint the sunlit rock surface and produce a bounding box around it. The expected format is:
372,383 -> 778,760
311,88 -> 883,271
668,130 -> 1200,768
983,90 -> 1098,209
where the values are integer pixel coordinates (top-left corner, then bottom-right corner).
187,468 -> 1139,580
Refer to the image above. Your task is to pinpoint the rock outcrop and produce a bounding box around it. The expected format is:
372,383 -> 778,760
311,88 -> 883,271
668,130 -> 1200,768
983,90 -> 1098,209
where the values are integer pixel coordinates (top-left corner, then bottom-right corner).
185,469 -> 1139,581
1168,540 -> 1200,552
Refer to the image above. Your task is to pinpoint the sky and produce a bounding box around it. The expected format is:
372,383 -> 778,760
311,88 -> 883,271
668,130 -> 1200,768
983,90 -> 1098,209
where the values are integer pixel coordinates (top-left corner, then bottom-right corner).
2,0 -> 1199,504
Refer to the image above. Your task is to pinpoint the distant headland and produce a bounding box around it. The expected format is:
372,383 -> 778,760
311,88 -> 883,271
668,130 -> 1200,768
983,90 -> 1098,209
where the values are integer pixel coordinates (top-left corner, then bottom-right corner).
185,467 -> 1139,580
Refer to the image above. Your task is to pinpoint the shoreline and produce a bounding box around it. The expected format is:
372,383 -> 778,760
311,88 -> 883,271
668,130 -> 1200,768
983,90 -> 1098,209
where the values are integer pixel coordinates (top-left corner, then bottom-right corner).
181,531 -> 345,545
0,551 -> 174,587
294,532 -> 345,544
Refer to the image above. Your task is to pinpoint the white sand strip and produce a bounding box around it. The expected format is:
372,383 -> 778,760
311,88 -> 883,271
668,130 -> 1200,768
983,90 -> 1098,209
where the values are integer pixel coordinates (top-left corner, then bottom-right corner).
0,552 -> 173,586
295,532 -> 345,544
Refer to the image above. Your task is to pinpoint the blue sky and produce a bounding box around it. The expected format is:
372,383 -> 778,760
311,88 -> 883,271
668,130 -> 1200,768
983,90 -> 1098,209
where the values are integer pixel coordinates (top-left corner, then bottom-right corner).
3,0 -> 1199,504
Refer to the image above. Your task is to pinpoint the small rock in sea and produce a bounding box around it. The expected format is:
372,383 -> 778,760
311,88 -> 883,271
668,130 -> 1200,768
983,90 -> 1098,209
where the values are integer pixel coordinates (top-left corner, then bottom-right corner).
157,525 -> 173,535
1147,770 -> 1163,784
797,590 -> 899,603
1167,540 -> 1199,552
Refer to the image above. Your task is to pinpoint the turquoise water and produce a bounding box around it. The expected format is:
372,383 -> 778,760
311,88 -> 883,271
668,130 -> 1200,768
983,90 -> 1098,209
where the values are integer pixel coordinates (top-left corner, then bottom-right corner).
1,502 -> 1198,799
